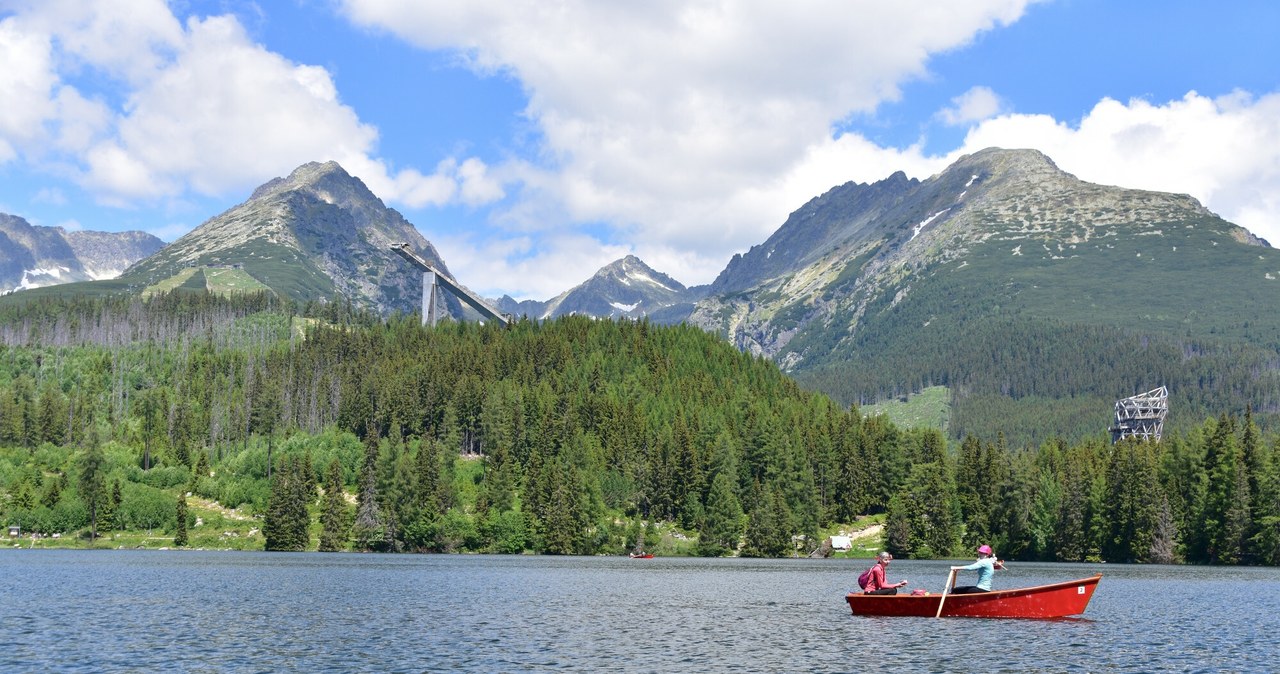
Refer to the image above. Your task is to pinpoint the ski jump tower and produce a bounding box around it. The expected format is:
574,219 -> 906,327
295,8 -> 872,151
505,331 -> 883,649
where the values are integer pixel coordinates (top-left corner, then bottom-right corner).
390,243 -> 510,327
1109,386 -> 1168,443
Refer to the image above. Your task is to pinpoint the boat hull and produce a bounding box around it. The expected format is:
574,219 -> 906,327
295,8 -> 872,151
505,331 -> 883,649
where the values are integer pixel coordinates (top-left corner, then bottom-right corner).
846,574 -> 1101,618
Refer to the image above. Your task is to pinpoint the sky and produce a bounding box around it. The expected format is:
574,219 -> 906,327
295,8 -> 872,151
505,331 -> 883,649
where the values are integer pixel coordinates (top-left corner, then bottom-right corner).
1,0 -> 1278,301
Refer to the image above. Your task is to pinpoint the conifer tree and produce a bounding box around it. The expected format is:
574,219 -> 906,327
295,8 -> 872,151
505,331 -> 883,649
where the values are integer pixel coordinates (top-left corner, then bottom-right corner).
1202,415 -> 1250,563
318,459 -> 350,552
993,451 -> 1033,559
697,470 -> 744,556
250,376 -> 283,480
888,460 -> 958,559
1084,471 -> 1109,562
353,432 -> 386,551
137,386 -> 162,470
1239,407 -> 1267,559
174,495 -> 189,547
78,441 -> 107,542
1250,445 -> 1280,565
189,451 -> 210,494
36,381 -> 68,445
1149,494 -> 1179,564
0,386 -> 23,446
41,474 -> 62,509
541,461 -> 589,554
16,377 -> 36,449
884,489 -> 914,557
956,435 -> 996,550
1027,470 -> 1061,560
741,487 -> 791,557
1103,440 -> 1160,563
264,458 -> 310,551
414,439 -> 442,522
109,479 -> 124,531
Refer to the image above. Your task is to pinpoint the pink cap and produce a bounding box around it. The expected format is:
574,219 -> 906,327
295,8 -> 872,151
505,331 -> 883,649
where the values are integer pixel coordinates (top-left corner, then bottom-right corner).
977,545 -> 993,555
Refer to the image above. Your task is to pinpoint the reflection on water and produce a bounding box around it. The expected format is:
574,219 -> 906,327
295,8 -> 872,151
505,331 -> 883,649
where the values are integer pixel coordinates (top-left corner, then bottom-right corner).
1,551 -> 1277,672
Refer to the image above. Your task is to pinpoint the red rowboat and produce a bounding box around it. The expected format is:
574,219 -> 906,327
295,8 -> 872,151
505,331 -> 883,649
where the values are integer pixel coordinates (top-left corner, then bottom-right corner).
629,553 -> 654,559
846,574 -> 1102,618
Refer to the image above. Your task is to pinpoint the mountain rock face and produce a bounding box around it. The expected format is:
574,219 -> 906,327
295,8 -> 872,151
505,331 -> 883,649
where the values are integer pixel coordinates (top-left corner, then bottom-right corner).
497,255 -> 697,319
686,146 -> 1273,371
122,161 -> 454,315
0,214 -> 164,293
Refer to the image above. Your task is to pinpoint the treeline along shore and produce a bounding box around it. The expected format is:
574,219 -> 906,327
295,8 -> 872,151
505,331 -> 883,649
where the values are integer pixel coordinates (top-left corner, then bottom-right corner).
0,292 -> 1276,564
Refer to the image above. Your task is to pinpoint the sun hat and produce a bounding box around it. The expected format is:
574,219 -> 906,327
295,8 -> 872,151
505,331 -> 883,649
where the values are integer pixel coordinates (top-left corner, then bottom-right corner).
977,544 -> 993,555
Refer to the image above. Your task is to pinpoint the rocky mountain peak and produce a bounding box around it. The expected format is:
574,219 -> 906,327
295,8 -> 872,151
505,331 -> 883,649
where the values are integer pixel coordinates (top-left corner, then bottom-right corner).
687,146 -> 1266,367
494,254 -> 692,320
121,161 -> 449,315
0,213 -> 164,292
595,255 -> 686,291
250,161 -> 357,198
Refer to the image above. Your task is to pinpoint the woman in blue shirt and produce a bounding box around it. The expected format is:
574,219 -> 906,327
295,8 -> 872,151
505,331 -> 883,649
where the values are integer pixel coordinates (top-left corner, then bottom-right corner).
949,544 -> 1002,594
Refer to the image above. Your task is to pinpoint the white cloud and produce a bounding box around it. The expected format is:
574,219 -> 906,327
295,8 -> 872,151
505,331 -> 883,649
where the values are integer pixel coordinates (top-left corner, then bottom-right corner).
5,0 -> 184,83
956,90 -> 1280,245
0,16 -> 58,153
0,3 -> 503,224
8,1 -> 1277,304
445,80 -> 1280,297
939,86 -> 1006,126
339,0 -> 1039,288
457,157 -> 505,206
81,15 -> 381,199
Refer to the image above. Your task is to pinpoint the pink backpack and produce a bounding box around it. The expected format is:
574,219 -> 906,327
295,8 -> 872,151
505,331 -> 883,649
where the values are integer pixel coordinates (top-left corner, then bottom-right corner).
857,567 -> 874,590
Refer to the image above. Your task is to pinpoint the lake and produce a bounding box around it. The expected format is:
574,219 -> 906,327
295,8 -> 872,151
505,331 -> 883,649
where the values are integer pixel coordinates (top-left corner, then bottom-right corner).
2,551 -> 1277,672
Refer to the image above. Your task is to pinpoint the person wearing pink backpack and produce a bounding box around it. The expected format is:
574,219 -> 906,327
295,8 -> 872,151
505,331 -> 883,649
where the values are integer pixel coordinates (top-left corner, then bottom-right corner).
859,551 -> 909,595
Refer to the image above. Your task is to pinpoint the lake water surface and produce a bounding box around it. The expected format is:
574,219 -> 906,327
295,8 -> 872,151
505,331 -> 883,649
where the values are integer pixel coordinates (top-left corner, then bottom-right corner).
2,551 -> 1277,672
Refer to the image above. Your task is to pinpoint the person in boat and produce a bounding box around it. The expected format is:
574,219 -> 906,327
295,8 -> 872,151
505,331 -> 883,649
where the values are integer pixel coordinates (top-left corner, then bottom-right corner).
863,551 -> 909,595
949,544 -> 1002,594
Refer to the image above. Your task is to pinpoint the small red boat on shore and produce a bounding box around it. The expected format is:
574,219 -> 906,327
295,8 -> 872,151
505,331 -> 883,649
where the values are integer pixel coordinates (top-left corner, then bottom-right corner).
846,574 -> 1102,618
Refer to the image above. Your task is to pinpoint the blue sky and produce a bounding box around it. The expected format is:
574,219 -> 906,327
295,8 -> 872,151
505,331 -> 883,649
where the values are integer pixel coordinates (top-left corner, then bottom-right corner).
2,0 -> 1278,300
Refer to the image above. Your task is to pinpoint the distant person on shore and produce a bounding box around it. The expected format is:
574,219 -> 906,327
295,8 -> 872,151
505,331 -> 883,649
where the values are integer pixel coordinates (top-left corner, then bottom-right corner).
862,551 -> 909,595
949,544 -> 1003,594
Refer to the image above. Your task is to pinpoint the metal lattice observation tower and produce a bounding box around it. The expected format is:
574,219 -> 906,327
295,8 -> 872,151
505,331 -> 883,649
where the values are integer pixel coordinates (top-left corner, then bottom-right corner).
1109,386 -> 1168,443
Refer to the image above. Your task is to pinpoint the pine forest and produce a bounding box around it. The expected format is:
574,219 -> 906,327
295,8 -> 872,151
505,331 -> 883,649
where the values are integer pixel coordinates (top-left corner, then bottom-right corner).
1,292 -> 1277,565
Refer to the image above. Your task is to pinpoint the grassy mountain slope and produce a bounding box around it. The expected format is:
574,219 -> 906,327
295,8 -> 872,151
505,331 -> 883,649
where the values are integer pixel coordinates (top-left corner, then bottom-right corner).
691,148 -> 1280,443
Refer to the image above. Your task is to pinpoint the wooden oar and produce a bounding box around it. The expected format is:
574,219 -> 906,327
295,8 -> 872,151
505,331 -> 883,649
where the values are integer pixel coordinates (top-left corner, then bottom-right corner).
935,568 -> 957,618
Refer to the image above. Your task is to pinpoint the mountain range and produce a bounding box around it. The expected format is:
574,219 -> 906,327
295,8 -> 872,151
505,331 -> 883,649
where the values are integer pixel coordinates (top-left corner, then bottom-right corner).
684,148 -> 1279,440
0,214 -> 164,294
494,255 -> 704,320
687,147 -> 1272,365
3,147 -> 1277,441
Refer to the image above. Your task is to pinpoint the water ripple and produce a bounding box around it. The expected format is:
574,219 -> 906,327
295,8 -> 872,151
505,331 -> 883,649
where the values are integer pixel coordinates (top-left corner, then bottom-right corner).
2,552 -> 1277,672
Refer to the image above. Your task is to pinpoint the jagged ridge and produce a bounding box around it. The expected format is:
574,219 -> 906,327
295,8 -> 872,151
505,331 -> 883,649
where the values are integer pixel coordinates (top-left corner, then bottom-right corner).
0,214 -> 164,293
